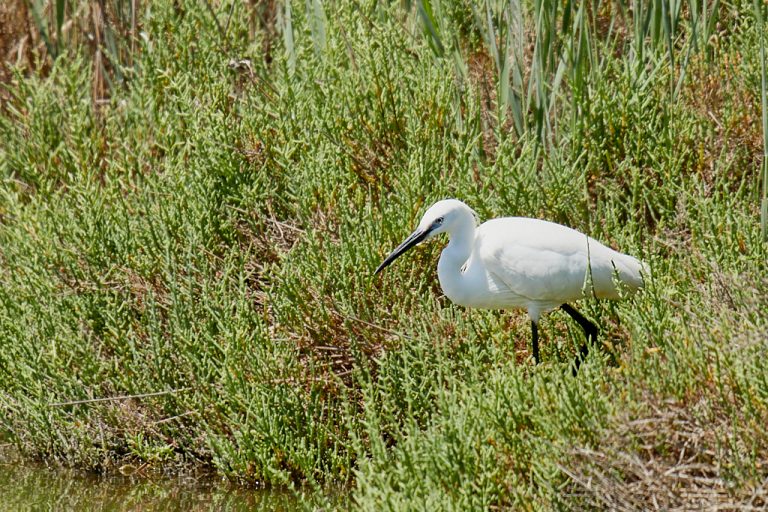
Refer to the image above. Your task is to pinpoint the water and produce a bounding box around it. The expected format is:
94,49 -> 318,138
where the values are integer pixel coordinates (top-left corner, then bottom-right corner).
0,459 -> 305,511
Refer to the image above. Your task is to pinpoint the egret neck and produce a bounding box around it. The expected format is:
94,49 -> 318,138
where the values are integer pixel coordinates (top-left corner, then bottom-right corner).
436,210 -> 476,306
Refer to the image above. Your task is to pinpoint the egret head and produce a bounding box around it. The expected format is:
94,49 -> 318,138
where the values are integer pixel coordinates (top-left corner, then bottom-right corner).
374,199 -> 477,274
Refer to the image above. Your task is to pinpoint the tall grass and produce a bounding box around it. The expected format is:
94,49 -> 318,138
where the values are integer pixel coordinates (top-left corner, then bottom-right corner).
755,0 -> 768,241
1,0 -> 767,509
21,0 -> 141,111
410,0 -> 725,144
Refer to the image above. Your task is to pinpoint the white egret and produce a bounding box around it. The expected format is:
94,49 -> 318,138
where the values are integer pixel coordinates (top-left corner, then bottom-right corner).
375,199 -> 648,370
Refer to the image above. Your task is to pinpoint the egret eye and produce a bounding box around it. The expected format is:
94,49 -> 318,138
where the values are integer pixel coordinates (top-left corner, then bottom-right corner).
435,217 -> 444,226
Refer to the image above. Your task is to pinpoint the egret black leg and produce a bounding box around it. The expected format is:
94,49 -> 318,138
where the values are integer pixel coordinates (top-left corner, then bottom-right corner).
531,320 -> 540,364
561,304 -> 597,373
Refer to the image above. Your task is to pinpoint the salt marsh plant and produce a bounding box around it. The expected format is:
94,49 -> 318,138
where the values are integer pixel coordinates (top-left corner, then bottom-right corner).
1,0 -> 767,509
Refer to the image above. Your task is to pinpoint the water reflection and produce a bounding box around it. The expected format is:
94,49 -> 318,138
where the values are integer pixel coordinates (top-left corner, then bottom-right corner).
0,462 -> 302,511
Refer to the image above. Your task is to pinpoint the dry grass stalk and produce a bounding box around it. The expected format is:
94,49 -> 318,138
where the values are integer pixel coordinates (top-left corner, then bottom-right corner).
0,0 -> 34,98
561,398 -> 768,511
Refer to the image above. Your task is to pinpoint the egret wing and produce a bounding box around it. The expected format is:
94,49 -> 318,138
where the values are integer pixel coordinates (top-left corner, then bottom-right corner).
477,218 -> 597,304
477,217 -> 645,303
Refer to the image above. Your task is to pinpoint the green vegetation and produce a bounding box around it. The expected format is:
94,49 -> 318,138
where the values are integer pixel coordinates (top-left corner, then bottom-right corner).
1,0 -> 767,508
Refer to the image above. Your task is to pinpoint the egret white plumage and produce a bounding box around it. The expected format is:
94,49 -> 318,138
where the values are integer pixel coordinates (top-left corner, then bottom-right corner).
375,199 -> 648,369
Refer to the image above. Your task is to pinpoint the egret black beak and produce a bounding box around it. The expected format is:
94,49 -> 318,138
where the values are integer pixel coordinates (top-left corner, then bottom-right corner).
375,228 -> 430,275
